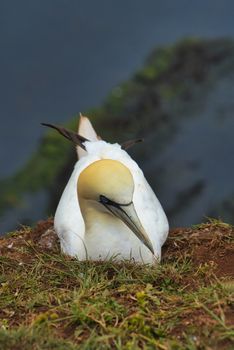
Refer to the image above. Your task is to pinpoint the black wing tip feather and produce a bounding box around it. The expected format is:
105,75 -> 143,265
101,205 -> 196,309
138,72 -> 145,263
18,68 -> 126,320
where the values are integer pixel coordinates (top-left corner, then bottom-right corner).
41,122 -> 144,151
41,122 -> 87,150
121,138 -> 144,150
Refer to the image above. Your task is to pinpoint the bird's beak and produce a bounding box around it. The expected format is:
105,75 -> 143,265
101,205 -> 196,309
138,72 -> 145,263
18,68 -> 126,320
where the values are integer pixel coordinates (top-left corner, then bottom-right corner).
99,195 -> 154,255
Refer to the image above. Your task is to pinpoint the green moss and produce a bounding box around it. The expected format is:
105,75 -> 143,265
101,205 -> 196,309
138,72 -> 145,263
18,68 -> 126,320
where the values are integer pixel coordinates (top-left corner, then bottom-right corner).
0,327 -> 77,350
0,117 -> 78,213
135,46 -> 174,82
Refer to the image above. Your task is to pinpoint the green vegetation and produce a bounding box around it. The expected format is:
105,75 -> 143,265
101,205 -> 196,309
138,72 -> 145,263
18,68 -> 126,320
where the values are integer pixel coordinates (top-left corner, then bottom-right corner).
0,220 -> 233,349
3,37 -> 233,218
0,118 -> 78,214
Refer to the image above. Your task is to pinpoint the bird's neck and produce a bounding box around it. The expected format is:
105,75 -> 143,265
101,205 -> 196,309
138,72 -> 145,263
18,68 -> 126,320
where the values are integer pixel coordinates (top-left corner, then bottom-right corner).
78,198 -> 113,233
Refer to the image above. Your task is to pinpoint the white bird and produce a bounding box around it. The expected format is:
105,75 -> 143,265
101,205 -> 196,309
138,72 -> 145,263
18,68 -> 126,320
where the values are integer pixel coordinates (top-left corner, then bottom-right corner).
42,116 -> 169,264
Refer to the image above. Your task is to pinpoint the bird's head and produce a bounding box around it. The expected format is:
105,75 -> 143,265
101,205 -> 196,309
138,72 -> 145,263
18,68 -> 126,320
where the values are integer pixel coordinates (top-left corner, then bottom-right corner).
78,159 -> 133,204
78,159 -> 154,255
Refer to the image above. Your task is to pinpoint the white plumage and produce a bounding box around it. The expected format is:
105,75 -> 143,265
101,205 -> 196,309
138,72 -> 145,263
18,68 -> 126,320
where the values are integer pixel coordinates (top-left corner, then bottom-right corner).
49,117 -> 169,264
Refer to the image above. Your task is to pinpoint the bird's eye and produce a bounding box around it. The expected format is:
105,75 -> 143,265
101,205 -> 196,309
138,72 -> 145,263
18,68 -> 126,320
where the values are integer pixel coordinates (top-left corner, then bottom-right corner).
99,195 -> 110,205
99,195 -> 119,208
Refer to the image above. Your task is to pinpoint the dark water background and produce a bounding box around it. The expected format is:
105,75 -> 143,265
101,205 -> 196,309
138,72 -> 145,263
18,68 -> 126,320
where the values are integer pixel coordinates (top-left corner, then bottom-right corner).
1,1 -> 234,231
1,0 -> 234,177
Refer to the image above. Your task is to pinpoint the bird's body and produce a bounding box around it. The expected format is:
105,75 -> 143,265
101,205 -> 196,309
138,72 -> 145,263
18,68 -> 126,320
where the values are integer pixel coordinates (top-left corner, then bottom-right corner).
54,137 -> 169,264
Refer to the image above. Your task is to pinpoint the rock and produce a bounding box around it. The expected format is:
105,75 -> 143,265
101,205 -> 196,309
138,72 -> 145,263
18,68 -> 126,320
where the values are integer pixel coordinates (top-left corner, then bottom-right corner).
38,229 -> 57,250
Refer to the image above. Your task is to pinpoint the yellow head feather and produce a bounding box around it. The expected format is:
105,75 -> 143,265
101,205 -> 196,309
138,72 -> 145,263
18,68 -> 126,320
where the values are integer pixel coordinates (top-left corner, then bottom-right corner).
78,159 -> 134,204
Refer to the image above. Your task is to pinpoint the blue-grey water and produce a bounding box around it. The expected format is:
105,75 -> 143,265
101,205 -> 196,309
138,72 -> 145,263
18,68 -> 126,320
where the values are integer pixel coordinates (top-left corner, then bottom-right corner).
1,1 -> 234,231
150,76 -> 234,225
1,0 -> 234,177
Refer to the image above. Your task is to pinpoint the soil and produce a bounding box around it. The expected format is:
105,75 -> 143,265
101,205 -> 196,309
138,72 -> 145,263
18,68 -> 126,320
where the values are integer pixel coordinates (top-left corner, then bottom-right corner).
0,219 -> 233,279
162,223 -> 234,278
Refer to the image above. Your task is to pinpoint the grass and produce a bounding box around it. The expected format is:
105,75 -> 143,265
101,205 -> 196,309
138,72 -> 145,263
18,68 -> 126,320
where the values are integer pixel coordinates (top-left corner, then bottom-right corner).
0,220 -> 233,349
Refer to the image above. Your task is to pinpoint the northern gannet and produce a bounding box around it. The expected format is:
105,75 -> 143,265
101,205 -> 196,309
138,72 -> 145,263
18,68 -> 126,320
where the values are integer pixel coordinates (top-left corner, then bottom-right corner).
42,116 -> 169,263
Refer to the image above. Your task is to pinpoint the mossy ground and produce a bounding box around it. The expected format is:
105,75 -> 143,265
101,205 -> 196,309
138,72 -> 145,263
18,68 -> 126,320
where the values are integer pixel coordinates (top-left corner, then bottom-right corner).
0,219 -> 233,349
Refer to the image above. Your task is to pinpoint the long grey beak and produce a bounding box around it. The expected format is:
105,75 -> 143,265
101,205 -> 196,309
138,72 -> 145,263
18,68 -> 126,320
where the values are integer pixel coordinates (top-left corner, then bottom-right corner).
99,195 -> 154,255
